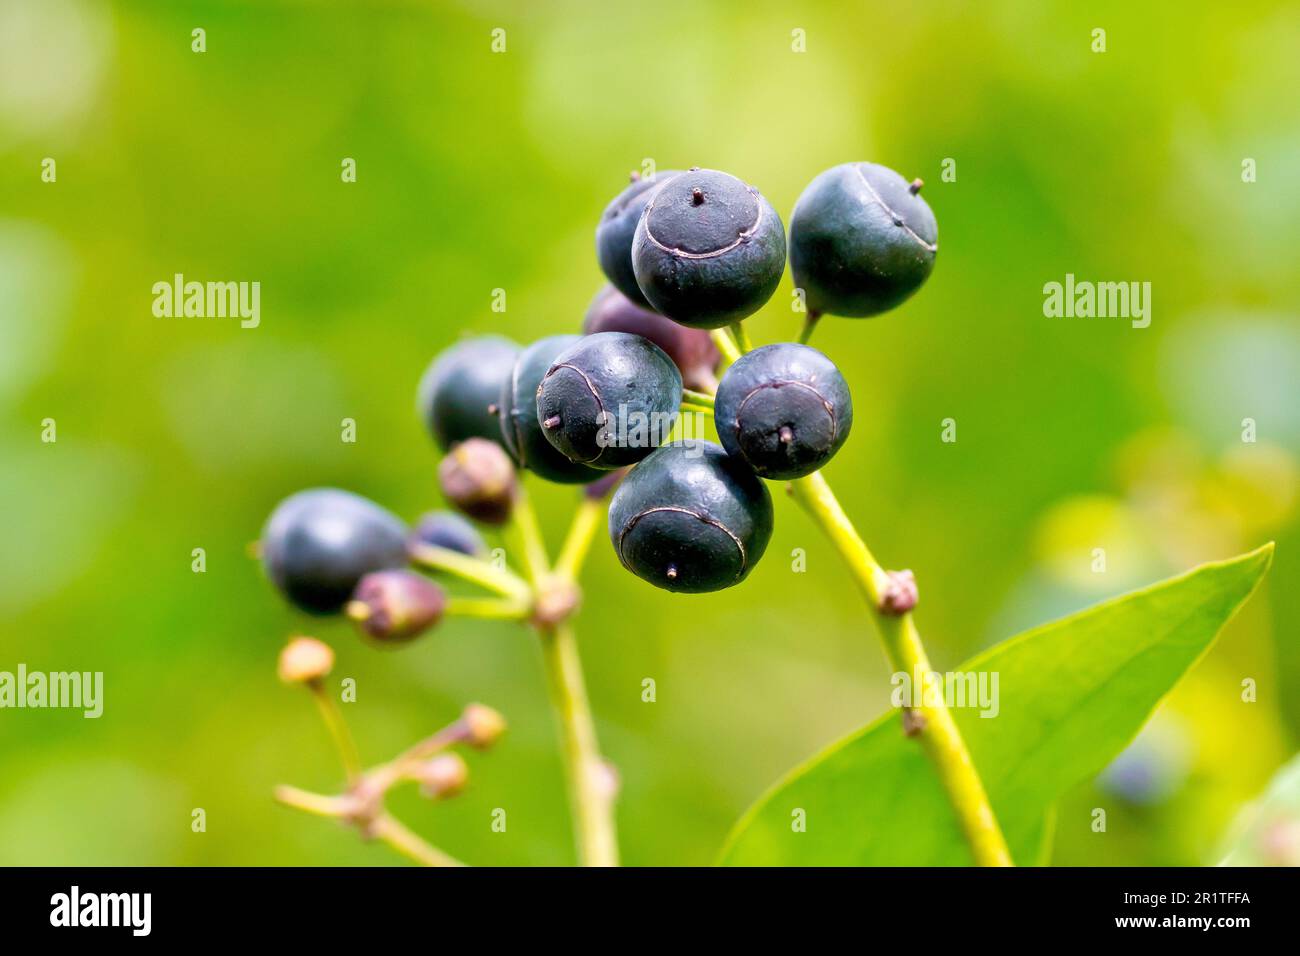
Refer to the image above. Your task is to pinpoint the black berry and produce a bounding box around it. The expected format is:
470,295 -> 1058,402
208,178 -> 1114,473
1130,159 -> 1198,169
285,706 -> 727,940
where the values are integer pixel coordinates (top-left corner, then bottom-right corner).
608,441 -> 773,593
417,336 -> 520,451
631,169 -> 786,329
595,170 -> 681,308
261,488 -> 409,614
583,283 -> 721,392
537,331 -> 682,470
498,335 -> 607,484
789,162 -> 937,318
714,343 -> 852,479
410,511 -> 488,558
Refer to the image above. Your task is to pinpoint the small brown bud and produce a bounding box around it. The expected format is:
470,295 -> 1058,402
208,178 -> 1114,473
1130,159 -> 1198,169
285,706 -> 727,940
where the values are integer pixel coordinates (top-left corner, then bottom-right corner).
349,570 -> 446,642
880,569 -> 918,616
415,753 -> 469,800
278,636 -> 334,684
532,580 -> 581,626
462,703 -> 507,749
438,437 -> 517,525
902,707 -> 927,737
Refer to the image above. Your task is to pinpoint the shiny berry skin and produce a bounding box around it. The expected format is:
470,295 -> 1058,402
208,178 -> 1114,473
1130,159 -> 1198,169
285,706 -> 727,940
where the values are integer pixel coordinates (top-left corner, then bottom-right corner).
261,489 -> 409,614
608,441 -> 773,593
714,343 -> 853,479
595,170 -> 681,308
410,511 -> 487,558
537,331 -> 682,470
498,335 -> 606,484
789,162 -> 937,318
417,336 -> 521,451
631,169 -> 786,329
583,283 -> 721,392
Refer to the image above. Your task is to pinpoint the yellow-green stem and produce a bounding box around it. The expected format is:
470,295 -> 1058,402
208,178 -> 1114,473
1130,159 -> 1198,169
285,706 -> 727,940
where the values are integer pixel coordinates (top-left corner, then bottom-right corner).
681,388 -> 716,409
368,814 -> 466,867
539,621 -> 618,866
554,496 -> 605,584
273,786 -> 466,867
445,595 -> 530,620
729,321 -> 754,353
789,471 -> 1013,867
512,485 -> 619,866
710,327 -> 742,366
409,542 -> 532,602
309,681 -> 361,783
509,485 -> 552,585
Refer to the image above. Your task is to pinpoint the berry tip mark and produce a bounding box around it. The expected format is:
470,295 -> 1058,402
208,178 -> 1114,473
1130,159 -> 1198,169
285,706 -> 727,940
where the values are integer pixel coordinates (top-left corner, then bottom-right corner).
691,187 -> 704,206
909,178 -> 923,195
543,415 -> 562,429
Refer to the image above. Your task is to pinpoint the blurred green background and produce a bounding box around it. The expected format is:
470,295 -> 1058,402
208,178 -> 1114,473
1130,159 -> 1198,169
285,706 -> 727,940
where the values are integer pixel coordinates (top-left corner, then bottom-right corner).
2,0 -> 1298,867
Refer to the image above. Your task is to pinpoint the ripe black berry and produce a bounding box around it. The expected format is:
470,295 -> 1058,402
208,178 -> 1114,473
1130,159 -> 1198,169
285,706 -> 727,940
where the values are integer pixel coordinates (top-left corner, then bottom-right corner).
631,169 -> 786,329
608,441 -> 773,593
261,488 -> 409,614
499,335 -> 607,484
583,283 -> 721,392
417,336 -> 520,451
537,331 -> 682,470
789,162 -> 937,318
595,170 -> 681,308
714,343 -> 852,479
410,511 -> 488,558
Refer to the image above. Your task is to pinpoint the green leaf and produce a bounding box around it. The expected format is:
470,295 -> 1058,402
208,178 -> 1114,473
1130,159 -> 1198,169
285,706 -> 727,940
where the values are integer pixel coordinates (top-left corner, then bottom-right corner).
718,544 -> 1274,866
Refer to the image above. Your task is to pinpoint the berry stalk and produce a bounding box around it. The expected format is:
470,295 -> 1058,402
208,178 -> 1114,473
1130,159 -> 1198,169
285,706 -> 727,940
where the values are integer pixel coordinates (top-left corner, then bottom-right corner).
710,323 -> 1011,866
511,488 -> 620,866
408,542 -> 532,602
539,620 -> 619,867
788,471 -> 1013,867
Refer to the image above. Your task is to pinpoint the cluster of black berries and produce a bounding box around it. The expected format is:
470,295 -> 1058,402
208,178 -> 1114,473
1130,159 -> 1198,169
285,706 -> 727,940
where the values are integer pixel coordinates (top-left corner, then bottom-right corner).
258,162 -> 937,627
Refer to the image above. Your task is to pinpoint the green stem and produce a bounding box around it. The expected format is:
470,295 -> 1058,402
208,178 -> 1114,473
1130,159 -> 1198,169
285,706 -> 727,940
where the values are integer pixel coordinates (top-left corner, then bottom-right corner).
681,388 -> 716,409
273,785 -> 466,866
515,484 -> 619,866
554,496 -> 605,584
789,471 -> 1013,867
710,327 -> 742,366
509,485 -> 552,585
445,595 -> 530,620
729,321 -> 753,353
369,813 -> 466,867
409,542 -> 532,602
539,621 -> 618,866
309,680 -> 361,783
